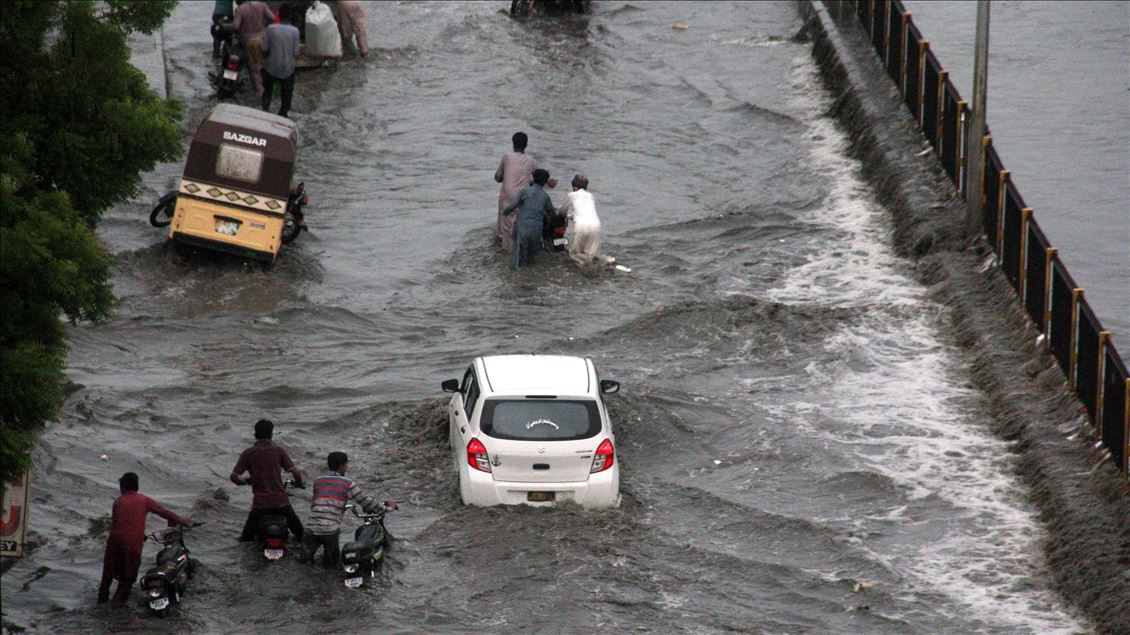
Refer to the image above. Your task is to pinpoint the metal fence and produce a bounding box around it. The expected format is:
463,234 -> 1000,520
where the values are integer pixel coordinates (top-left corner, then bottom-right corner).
849,0 -> 1129,479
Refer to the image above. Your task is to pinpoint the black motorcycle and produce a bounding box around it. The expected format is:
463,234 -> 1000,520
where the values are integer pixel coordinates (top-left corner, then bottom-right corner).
215,28 -> 246,99
140,525 -> 200,616
340,504 -> 393,589
257,480 -> 302,560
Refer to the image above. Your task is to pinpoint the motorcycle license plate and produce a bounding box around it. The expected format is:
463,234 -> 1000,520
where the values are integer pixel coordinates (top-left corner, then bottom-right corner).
264,548 -> 285,560
553,238 -> 568,247
222,69 -> 239,80
344,577 -> 363,589
149,597 -> 170,610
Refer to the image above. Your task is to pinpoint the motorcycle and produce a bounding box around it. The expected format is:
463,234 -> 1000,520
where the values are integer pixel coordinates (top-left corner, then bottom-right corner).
543,213 -> 569,252
257,479 -> 302,561
340,503 -> 394,589
140,524 -> 201,616
215,29 -> 246,99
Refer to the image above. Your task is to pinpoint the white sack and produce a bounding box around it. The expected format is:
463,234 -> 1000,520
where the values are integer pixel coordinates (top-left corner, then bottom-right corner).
305,1 -> 342,57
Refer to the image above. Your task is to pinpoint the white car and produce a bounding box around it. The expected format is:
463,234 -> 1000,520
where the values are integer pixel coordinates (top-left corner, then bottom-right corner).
442,355 -> 621,508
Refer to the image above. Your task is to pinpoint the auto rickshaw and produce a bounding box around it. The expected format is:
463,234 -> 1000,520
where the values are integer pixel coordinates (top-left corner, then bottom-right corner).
150,104 -> 308,263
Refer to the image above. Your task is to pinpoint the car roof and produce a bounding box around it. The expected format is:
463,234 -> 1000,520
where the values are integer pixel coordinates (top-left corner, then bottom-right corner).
479,355 -> 592,396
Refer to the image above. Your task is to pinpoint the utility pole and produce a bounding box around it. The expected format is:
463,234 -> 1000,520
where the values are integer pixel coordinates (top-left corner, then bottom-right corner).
965,0 -> 990,238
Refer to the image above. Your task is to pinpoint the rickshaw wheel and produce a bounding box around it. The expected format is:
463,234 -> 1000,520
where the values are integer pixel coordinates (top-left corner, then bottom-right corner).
150,192 -> 177,227
281,211 -> 302,244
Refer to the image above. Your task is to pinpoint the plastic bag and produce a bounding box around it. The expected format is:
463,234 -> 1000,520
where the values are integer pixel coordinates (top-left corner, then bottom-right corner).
305,1 -> 342,58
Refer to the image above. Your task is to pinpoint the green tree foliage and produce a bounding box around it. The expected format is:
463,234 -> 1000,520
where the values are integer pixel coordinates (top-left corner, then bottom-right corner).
0,0 -> 182,481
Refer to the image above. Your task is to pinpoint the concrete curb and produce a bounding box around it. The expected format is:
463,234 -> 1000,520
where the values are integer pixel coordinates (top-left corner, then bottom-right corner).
798,2 -> 1129,633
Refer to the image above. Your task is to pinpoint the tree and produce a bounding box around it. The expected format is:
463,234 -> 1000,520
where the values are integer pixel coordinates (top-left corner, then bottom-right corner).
0,0 -> 182,482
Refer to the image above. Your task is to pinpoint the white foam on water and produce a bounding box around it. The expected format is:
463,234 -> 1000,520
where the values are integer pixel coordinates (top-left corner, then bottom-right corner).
758,59 -> 1086,634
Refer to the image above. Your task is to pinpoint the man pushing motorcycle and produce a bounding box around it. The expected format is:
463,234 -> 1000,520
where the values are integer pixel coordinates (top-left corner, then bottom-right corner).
231,419 -> 305,542
300,451 -> 397,567
98,472 -> 194,607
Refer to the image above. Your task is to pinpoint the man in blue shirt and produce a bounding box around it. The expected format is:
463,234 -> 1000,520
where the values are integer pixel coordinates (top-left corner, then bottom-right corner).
503,169 -> 558,270
260,3 -> 301,118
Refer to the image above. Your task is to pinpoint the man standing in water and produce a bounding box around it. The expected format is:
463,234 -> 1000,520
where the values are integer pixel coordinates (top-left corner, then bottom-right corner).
98,472 -> 194,607
300,451 -> 396,567
503,169 -> 558,270
494,132 -> 538,253
557,173 -> 602,266
260,4 -> 301,118
231,419 -> 305,542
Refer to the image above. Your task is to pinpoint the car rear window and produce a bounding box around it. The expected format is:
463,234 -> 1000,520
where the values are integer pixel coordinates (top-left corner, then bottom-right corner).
480,399 -> 601,441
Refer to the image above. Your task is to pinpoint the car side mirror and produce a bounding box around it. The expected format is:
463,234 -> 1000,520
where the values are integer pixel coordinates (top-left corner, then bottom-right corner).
442,379 -> 460,393
600,379 -> 620,394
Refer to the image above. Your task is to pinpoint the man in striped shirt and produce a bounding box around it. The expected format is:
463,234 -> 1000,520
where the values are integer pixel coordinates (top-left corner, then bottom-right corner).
299,451 -> 397,567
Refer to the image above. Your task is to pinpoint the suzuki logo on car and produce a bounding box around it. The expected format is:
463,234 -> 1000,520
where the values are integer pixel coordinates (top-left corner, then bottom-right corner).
537,447 -> 546,454
222,131 -> 267,147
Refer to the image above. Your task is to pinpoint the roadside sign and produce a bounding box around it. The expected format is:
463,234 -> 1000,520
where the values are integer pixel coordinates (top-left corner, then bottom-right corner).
1,471 -> 31,557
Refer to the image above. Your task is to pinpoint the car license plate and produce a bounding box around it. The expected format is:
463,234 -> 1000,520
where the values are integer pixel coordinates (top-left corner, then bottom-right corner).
264,548 -> 284,560
527,491 -> 555,502
344,577 -> 363,589
223,69 -> 238,80
215,218 -> 241,236
149,597 -> 170,610
553,238 -> 568,247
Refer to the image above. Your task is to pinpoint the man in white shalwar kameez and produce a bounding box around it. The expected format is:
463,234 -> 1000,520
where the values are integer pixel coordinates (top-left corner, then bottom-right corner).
557,174 -> 602,266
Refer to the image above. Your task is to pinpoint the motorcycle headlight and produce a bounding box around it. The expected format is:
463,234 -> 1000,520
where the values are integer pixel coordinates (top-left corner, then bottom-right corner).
148,588 -> 163,598
343,564 -> 359,574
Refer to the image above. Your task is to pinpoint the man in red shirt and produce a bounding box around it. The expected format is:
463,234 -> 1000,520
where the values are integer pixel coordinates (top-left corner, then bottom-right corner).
97,472 -> 194,607
230,419 -> 305,542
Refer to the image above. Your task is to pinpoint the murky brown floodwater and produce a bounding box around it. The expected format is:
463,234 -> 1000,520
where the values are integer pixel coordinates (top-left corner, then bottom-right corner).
2,2 -> 1089,633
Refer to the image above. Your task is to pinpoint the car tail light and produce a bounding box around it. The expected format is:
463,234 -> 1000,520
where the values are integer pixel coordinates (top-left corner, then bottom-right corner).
265,537 -> 284,549
301,195 -> 308,205
227,60 -> 240,71
590,439 -> 614,473
467,438 -> 491,472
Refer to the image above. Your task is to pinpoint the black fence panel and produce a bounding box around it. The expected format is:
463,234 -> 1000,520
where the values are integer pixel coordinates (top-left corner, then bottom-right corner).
982,146 -> 1003,247
1075,301 -> 1101,421
885,5 -> 903,82
904,24 -> 922,117
1101,347 -> 1127,470
1049,259 -> 1076,374
1023,221 -> 1051,330
940,80 -> 960,183
1000,182 -> 1025,291
922,53 -> 941,147
872,1 -> 888,54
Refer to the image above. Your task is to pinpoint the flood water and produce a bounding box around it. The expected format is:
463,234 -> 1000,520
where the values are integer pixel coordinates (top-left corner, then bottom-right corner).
903,0 -> 1129,352
1,2 -> 1093,633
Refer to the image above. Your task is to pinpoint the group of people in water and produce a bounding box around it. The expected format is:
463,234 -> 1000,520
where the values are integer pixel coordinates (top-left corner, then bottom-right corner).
97,419 -> 393,607
494,132 -> 603,270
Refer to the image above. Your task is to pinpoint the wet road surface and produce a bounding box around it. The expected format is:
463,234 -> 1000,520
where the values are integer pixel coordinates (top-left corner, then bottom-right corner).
2,2 -> 1088,633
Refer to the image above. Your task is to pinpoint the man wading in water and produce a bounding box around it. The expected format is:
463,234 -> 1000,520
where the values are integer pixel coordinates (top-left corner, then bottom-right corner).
503,168 -> 558,270
98,473 -> 194,607
230,419 -> 305,542
494,132 -> 538,253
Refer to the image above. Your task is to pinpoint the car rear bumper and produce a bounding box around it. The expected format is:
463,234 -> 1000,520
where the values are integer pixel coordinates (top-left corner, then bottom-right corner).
462,465 -> 619,509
